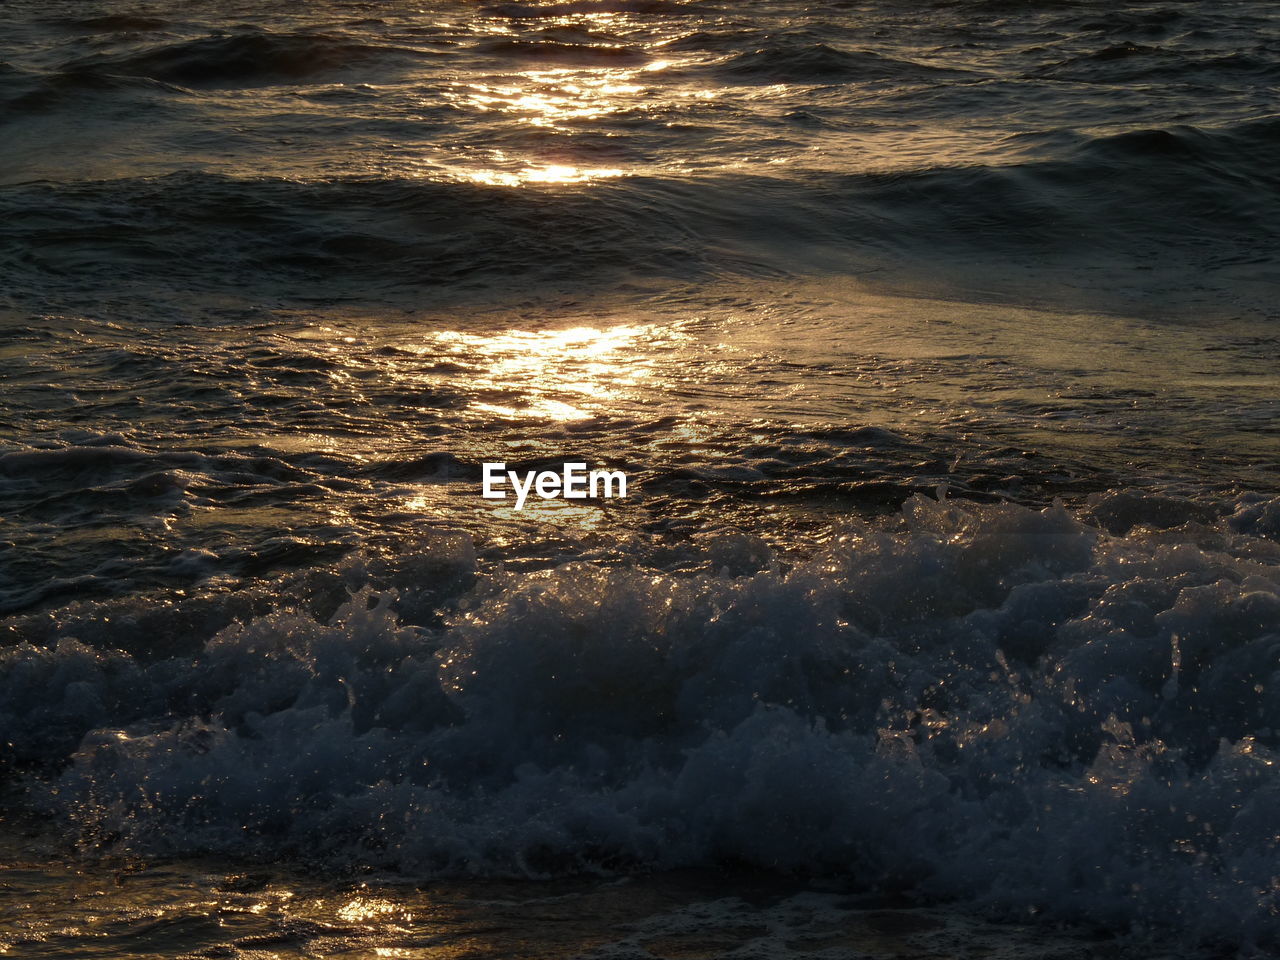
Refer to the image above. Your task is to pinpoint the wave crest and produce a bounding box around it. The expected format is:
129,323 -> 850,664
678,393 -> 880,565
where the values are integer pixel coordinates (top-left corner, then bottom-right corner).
64,30 -> 433,89
6,493 -> 1280,945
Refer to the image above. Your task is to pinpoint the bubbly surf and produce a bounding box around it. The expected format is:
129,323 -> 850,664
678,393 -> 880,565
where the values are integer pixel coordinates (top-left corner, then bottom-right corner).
2,0 -> 1279,956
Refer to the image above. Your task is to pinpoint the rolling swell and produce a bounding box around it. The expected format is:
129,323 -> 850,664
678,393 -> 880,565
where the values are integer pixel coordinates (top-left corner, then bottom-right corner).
62,30 -> 438,89
0,172 -> 708,300
481,0 -> 687,16
712,38 -> 972,85
3,68 -> 189,115
476,36 -> 649,66
3,118 -> 1277,309
43,14 -> 171,33
1035,44 -> 1280,84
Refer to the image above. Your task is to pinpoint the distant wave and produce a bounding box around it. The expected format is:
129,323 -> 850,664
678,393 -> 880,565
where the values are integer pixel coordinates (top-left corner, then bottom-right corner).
3,67 -> 190,113
0,171 -> 711,300
2,118 -> 1276,307
6,493 -> 1280,947
61,30 -> 438,89
1035,43 -> 1280,83
476,36 -> 649,66
480,0 -> 690,18
47,14 -> 172,33
711,37 -> 973,85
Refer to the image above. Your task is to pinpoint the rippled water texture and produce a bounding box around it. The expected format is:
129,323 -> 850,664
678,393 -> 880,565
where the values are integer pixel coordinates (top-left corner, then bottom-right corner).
2,1 -> 1280,956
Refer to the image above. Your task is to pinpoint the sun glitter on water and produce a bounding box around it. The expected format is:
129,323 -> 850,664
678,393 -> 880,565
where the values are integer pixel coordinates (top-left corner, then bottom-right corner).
425,324 -> 655,422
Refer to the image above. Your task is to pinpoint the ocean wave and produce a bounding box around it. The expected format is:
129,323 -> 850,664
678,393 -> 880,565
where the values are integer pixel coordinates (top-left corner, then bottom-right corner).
1076,8 -> 1187,36
0,414 -> 1138,620
45,14 -> 171,33
1075,115 -> 1280,169
0,172 -> 712,302
711,37 -> 971,85
475,36 -> 650,66
1035,44 -> 1280,84
62,30 -> 437,89
481,0 -> 691,18
5,493 -> 1280,947
3,67 -> 191,115
3,113 -> 1276,309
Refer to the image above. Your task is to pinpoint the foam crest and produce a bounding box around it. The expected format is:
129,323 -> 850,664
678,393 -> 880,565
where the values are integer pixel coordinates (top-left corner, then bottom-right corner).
4,493 -> 1278,946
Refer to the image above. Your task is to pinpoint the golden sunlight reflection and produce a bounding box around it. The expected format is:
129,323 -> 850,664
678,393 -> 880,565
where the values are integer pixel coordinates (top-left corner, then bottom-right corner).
467,163 -> 625,186
449,63 -> 647,185
1,826 -> 1001,960
398,484 -> 610,536
423,324 -> 656,422
377,321 -> 684,536
336,895 -> 407,924
498,494 -> 612,530
441,30 -> 668,186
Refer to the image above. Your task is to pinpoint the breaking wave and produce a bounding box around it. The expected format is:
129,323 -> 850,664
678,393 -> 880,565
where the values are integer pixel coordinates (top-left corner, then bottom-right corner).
5,493 -> 1280,947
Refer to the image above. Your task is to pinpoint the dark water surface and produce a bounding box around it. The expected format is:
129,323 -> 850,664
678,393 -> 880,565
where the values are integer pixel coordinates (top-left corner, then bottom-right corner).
2,1 -> 1280,956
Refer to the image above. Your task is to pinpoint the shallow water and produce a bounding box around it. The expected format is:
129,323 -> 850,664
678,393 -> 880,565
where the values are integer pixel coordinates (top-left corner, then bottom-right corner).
1,814 -> 1169,960
2,0 -> 1280,956
0,845 -> 1177,960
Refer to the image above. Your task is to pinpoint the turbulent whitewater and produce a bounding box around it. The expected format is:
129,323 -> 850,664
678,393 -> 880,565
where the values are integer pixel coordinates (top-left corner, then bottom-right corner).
2,0 -> 1279,956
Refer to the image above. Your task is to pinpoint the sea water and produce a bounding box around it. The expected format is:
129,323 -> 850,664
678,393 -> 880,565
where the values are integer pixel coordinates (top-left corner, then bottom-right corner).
2,1 -> 1279,956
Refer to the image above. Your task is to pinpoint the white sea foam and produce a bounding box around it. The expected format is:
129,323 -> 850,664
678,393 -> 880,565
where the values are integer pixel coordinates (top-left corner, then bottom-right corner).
4,492 -> 1279,948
